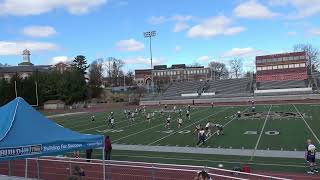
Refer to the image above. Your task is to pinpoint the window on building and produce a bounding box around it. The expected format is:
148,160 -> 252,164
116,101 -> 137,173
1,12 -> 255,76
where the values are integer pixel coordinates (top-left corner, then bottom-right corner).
300,56 -> 306,59
261,59 -> 266,63
262,66 -> 267,70
294,56 -> 300,60
288,56 -> 294,60
283,64 -> 289,69
277,57 -> 282,62
289,64 -> 294,68
267,66 -> 272,70
294,64 -> 300,68
283,57 -> 289,61
278,65 -> 283,69
267,59 -> 272,63
272,65 -> 278,70
300,63 -> 306,67
257,67 -> 262,71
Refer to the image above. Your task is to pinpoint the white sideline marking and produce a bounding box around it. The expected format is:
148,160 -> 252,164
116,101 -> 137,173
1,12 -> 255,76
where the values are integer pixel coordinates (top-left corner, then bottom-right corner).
250,105 -> 272,160
293,104 -> 320,146
147,108 -> 229,145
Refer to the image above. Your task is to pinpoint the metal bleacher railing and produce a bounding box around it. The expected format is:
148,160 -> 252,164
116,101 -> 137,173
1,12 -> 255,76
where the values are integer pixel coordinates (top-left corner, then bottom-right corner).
0,156 -> 293,180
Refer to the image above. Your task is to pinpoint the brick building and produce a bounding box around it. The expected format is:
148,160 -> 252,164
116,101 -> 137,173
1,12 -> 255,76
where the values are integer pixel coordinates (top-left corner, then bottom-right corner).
256,52 -> 308,82
134,64 -> 210,86
0,49 -> 72,81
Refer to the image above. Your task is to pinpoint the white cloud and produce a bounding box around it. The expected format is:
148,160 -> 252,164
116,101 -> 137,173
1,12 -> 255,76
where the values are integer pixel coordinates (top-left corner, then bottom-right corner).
187,15 -> 245,38
308,28 -> 320,36
174,45 -> 182,52
123,56 -> 166,66
148,16 -> 167,25
171,15 -> 194,22
50,56 -> 69,65
116,39 -> 145,52
197,56 -> 210,62
268,0 -> 320,19
0,41 -> 59,55
221,47 -> 264,57
287,31 -> 297,36
22,26 -> 56,38
0,0 -> 106,16
173,22 -> 189,32
234,0 -> 278,19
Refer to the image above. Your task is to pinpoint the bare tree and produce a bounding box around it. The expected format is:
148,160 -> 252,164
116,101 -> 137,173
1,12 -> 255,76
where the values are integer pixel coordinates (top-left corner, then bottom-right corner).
229,58 -> 243,78
88,59 -> 103,98
103,57 -> 125,87
208,61 -> 229,80
294,43 -> 319,72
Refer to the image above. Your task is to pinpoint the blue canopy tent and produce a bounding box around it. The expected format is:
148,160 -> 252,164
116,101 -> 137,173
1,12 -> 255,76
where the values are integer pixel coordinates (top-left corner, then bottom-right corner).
0,97 -> 106,179
0,97 -> 104,160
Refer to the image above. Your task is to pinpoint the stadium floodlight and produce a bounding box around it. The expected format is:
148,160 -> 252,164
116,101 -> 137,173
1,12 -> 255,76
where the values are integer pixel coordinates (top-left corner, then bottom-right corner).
143,31 -> 156,69
143,30 -> 157,94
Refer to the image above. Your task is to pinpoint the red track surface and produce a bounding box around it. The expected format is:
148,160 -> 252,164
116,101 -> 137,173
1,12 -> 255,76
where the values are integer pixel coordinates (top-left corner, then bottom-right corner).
0,158 -> 319,180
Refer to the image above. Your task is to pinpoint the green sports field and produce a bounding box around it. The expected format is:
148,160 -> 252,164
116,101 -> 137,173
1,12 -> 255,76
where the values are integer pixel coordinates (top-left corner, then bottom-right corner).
50,103 -> 320,173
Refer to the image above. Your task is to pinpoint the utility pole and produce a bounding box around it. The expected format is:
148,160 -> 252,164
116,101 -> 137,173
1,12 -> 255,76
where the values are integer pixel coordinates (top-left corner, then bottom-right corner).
143,31 -> 157,94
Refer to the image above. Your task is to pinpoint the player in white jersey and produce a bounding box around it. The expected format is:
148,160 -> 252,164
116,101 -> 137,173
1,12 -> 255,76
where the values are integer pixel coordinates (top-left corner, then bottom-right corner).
131,112 -> 135,122
205,121 -> 214,136
173,105 -> 176,112
177,117 -> 183,128
165,115 -> 171,129
160,108 -> 164,115
215,124 -> 224,136
305,139 -> 318,174
91,115 -> 95,121
146,113 -> 151,123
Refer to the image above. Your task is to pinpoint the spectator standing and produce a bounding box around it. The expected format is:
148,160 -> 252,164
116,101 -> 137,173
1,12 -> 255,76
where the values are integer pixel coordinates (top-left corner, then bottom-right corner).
105,136 -> 112,160
85,149 -> 93,162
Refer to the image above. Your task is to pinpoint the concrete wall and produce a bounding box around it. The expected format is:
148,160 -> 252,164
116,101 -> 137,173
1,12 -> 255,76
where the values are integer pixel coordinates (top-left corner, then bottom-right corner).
140,94 -> 320,106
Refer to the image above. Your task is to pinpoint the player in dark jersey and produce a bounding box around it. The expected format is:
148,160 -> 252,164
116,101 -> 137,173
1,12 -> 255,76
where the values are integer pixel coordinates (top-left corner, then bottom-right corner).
237,111 -> 241,118
211,102 -> 214,108
188,104 -> 191,111
91,115 -> 95,121
305,139 -> 318,174
197,128 -> 206,146
179,109 -> 183,117
186,110 -> 190,120
251,106 -> 256,113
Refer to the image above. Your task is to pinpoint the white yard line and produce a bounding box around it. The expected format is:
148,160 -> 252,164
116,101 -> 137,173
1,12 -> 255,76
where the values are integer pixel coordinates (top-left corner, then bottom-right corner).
112,108 -> 210,142
250,105 -> 272,160
147,108 -> 230,145
293,104 -> 320,145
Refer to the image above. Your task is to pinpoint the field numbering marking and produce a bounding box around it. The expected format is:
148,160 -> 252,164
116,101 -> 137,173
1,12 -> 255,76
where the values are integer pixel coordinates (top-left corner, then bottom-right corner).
250,105 -> 272,160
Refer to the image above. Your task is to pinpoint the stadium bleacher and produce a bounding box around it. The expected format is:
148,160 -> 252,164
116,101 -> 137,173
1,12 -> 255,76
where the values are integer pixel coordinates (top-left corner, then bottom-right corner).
206,78 -> 251,95
162,81 -> 205,97
257,80 -> 307,90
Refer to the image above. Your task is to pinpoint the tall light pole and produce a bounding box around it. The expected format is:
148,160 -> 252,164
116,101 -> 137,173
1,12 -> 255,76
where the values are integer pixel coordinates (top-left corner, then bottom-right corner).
144,30 -> 156,94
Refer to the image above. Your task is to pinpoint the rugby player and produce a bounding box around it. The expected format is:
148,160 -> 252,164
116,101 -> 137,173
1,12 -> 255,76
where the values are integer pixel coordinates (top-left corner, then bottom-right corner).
177,117 -> 183,128
215,124 -> 224,136
251,106 -> 255,113
165,115 -> 171,129
211,102 -> 214,108
237,111 -> 241,118
305,139 -> 318,174
186,110 -> 191,120
173,105 -> 177,112
160,108 -> 164,115
107,112 -> 114,128
193,124 -> 202,138
131,112 -> 135,122
152,112 -> 155,119
135,108 -> 138,114
91,115 -> 95,121
197,128 -> 206,146
164,104 -> 167,109
124,110 -> 127,118
205,121 -> 214,136
188,104 -> 191,111
146,113 -> 151,123
179,109 -> 183,117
